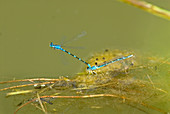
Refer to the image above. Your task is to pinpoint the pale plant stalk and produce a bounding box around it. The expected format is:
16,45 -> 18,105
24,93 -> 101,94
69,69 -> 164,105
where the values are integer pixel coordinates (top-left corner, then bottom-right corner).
120,0 -> 170,20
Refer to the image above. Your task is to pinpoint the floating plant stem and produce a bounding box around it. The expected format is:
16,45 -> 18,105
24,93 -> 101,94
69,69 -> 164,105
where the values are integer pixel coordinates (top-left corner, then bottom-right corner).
0,82 -> 55,92
0,78 -> 60,84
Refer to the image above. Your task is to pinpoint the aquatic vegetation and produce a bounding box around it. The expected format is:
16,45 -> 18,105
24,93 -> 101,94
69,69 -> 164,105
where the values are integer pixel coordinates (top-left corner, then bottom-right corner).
0,49 -> 169,114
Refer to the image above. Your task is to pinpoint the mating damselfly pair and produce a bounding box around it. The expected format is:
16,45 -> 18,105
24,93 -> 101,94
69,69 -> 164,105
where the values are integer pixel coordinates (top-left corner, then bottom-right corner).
49,32 -> 134,72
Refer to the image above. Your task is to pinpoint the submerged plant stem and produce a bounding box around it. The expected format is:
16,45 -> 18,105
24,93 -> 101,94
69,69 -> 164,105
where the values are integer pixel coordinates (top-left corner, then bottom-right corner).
15,94 -> 166,114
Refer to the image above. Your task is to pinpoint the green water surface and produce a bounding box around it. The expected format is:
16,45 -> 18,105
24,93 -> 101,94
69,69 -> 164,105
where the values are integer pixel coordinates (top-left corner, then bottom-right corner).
0,0 -> 170,114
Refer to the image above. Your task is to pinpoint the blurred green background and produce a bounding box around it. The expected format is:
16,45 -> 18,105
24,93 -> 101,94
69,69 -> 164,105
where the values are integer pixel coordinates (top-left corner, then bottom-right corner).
0,0 -> 170,114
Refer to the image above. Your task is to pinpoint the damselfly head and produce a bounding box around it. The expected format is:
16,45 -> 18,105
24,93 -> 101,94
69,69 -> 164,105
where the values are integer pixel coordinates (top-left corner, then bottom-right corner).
49,42 -> 53,47
86,67 -> 93,71
86,67 -> 97,74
